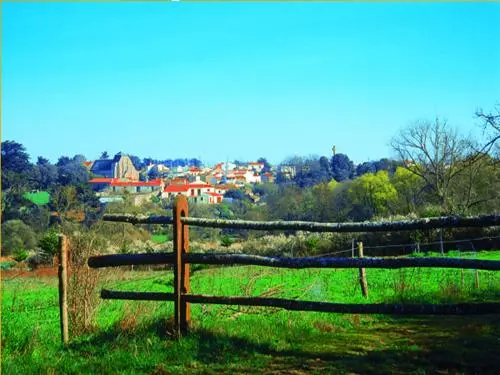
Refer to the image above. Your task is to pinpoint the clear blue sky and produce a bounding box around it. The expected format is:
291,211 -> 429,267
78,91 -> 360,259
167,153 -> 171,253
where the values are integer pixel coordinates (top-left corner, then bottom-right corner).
3,2 -> 499,166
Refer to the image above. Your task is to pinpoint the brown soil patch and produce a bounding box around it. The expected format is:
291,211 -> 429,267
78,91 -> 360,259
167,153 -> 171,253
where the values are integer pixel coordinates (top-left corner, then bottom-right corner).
1,265 -> 58,279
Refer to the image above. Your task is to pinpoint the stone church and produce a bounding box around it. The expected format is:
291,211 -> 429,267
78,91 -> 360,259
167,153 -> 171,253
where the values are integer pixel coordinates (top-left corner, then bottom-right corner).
90,152 -> 139,180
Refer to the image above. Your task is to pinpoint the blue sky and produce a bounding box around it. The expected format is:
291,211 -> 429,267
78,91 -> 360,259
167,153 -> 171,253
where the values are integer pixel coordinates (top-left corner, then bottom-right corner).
3,2 -> 499,166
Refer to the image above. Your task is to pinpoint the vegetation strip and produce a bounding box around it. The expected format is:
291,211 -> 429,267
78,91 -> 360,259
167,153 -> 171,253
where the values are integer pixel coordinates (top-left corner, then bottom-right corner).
181,215 -> 500,232
100,290 -> 500,315
88,252 -> 500,270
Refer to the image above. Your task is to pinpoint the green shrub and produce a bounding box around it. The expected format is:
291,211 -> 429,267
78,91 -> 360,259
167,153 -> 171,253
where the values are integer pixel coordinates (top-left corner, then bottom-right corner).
38,229 -> 59,255
1,220 -> 38,255
220,235 -> 235,248
305,234 -> 321,252
13,249 -> 29,262
0,261 -> 17,270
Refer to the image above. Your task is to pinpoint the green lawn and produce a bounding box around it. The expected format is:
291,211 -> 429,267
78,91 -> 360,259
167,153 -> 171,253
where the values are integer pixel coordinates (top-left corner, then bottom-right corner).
22,191 -> 50,206
151,234 -> 170,244
2,251 -> 500,374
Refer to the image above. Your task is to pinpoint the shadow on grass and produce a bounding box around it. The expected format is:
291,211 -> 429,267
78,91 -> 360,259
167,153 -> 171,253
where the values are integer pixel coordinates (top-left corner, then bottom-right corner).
67,315 -> 500,374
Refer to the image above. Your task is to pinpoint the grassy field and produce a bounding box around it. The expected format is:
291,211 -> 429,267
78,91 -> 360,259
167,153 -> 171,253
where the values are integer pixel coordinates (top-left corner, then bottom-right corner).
2,251 -> 500,374
22,191 -> 50,206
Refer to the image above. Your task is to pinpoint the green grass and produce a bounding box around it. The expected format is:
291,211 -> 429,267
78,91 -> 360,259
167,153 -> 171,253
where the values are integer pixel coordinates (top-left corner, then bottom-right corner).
151,234 -> 169,244
22,191 -> 50,206
2,251 -> 500,374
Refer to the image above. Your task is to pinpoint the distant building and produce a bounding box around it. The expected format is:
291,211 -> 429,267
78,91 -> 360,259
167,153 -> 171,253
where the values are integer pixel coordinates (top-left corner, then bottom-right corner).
278,165 -> 296,180
162,184 -> 190,199
261,172 -> 274,184
248,162 -> 265,173
89,178 -> 163,193
90,153 -> 139,180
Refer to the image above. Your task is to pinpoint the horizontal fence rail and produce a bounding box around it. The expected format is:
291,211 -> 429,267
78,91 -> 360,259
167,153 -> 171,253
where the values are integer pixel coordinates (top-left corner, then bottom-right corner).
100,290 -> 500,315
102,213 -> 500,232
102,214 -> 173,225
181,215 -> 500,232
88,253 -> 175,268
88,252 -> 500,270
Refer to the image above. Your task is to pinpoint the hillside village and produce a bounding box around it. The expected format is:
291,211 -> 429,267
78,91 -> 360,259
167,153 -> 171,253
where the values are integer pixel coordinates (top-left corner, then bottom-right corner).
85,153 -> 281,206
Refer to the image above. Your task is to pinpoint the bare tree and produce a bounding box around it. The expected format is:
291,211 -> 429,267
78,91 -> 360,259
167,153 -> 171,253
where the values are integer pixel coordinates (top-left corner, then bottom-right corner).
475,104 -> 499,157
390,117 -> 474,213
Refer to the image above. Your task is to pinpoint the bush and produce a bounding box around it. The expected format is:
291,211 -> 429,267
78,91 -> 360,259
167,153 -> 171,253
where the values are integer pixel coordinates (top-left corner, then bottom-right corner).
220,235 -> 235,248
13,249 -> 29,262
39,229 -> 59,255
1,220 -> 38,255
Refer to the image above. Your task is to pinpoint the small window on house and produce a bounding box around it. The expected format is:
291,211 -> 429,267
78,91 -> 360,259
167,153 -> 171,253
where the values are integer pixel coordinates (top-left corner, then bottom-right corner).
198,189 -> 201,195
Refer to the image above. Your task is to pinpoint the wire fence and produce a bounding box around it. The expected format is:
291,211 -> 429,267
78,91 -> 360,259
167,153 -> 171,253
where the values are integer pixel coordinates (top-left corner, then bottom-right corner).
304,234 -> 500,258
362,235 -> 500,251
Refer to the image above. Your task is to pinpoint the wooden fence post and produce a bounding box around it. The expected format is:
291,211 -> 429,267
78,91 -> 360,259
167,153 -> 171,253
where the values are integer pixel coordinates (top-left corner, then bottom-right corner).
439,229 -> 444,255
358,241 -> 368,298
474,270 -> 480,289
173,195 -> 190,337
58,234 -> 69,344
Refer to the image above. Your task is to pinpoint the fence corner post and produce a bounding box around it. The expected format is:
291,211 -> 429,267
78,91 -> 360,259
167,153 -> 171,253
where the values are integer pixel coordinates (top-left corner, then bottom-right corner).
358,241 -> 368,298
173,195 -> 190,338
58,234 -> 69,344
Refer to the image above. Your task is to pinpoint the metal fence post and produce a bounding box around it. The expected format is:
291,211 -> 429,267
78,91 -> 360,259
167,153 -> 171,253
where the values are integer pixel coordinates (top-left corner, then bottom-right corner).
173,195 -> 190,337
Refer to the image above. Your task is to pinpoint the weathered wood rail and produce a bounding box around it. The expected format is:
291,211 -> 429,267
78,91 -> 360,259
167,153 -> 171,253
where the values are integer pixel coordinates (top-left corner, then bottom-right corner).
88,252 -> 500,270
102,213 -> 500,232
99,290 -> 500,315
88,196 -> 500,337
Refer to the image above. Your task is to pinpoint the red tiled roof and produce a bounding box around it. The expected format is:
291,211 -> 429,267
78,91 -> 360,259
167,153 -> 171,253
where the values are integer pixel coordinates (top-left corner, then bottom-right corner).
188,183 -> 210,188
83,161 -> 93,166
207,192 -> 223,197
164,185 -> 190,193
111,179 -> 162,187
89,178 -> 113,183
216,184 -> 236,190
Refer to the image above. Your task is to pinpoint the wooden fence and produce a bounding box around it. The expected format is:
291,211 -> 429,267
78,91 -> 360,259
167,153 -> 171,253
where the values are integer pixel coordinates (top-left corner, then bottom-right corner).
87,195 -> 500,338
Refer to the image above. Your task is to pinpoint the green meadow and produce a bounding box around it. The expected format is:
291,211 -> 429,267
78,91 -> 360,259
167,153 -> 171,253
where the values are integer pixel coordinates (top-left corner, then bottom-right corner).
22,191 -> 50,206
2,251 -> 500,374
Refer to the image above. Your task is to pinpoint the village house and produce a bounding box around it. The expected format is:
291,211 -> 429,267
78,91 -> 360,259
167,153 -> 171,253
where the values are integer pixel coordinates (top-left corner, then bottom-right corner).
161,179 -> 232,205
89,178 -> 164,194
248,161 -> 265,173
261,172 -> 274,184
278,165 -> 296,180
147,163 -> 170,176
162,184 -> 190,199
